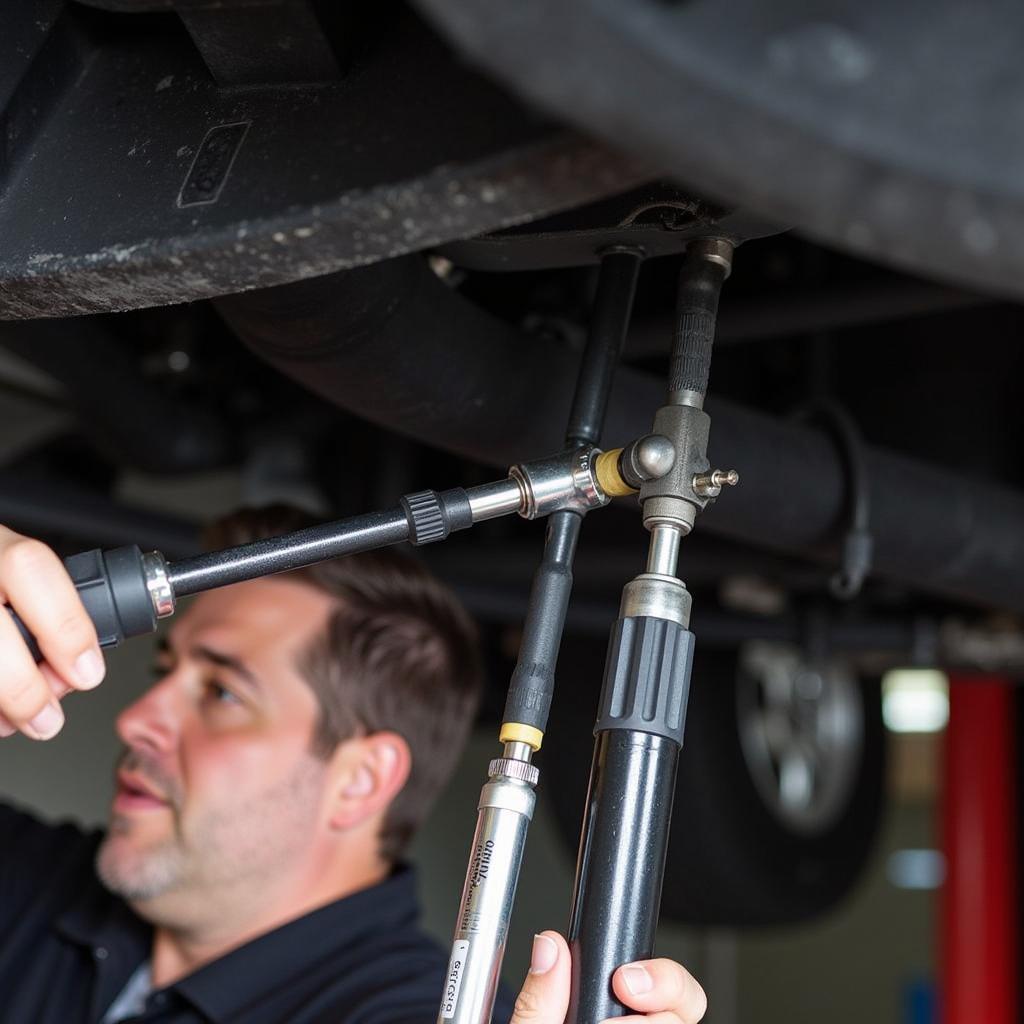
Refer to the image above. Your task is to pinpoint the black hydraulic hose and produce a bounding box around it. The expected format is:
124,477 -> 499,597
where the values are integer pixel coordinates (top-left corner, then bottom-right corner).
501,510 -> 581,733
566,250 -> 642,446
500,249 -> 640,737
218,254 -> 1024,615
168,508 -> 409,597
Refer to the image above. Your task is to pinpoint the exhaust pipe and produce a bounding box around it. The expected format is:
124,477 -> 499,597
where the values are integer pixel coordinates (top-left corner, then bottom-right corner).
216,255 -> 1024,615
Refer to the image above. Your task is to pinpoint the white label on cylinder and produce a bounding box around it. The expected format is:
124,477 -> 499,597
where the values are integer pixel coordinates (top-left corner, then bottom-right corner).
441,939 -> 470,1019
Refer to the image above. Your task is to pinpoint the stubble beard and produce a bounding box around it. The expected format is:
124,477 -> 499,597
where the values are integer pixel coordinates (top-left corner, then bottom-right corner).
95,749 -> 189,902
96,820 -> 190,903
96,748 -> 327,912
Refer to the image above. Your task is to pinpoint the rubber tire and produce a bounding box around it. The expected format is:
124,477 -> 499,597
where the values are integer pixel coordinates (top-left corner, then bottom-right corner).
544,637 -> 886,927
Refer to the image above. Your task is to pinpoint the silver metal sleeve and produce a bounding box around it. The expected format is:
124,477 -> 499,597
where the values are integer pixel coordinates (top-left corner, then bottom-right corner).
510,447 -> 607,519
645,524 -> 682,577
466,479 -> 525,522
142,551 -> 175,618
438,776 -> 537,1024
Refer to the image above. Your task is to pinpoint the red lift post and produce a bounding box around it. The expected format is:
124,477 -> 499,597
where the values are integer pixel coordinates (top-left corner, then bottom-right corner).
941,676 -> 1018,1024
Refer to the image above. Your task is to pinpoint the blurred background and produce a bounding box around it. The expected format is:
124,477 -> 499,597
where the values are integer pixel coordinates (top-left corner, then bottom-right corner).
0,618 -> 945,1024
0,385 -> 973,1022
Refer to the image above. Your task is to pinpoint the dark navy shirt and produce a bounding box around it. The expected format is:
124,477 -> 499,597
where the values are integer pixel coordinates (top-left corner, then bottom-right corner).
0,804 -> 513,1024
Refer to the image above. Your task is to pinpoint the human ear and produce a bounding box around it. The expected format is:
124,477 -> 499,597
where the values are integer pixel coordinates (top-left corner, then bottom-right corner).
328,732 -> 411,830
342,764 -> 374,798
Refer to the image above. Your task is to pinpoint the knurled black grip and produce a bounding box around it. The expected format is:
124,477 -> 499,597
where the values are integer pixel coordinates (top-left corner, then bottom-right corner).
401,488 -> 472,546
402,491 -> 446,545
593,616 -> 695,745
669,309 -> 716,396
6,545 -> 158,663
668,255 -> 728,401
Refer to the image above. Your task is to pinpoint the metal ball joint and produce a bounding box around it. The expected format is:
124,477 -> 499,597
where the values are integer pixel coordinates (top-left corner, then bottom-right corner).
630,434 -> 676,483
596,434 -> 678,496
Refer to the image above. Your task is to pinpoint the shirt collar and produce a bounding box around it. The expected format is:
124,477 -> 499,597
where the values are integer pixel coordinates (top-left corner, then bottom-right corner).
168,865 -> 422,1022
55,874 -> 153,1022
55,875 -> 151,951
56,863 -> 423,1024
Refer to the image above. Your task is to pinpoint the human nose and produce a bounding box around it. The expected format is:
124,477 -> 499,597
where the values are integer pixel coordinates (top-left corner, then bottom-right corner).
116,673 -> 180,757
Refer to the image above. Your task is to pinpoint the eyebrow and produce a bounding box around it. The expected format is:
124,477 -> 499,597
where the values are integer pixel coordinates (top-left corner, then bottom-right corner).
157,637 -> 264,694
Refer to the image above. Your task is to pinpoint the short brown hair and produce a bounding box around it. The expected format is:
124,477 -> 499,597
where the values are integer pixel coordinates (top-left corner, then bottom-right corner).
205,506 -> 482,860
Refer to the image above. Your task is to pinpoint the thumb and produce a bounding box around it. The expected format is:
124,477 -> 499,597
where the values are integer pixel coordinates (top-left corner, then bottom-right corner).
510,931 -> 571,1024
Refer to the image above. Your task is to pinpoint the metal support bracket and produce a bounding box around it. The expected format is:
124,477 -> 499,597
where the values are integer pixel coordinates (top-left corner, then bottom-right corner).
797,400 -> 874,599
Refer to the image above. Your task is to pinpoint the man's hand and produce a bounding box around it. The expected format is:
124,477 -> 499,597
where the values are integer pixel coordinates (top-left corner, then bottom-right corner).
510,931 -> 706,1024
0,526 -> 105,740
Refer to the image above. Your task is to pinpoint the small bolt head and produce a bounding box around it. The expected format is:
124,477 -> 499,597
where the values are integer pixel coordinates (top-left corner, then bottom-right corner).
686,237 -> 734,276
692,468 -> 740,498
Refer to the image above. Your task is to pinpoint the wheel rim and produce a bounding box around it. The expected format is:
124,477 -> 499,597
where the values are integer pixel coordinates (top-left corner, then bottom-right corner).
736,643 -> 864,835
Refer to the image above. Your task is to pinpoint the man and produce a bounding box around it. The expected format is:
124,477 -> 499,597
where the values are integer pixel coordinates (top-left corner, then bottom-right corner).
0,511 -> 706,1024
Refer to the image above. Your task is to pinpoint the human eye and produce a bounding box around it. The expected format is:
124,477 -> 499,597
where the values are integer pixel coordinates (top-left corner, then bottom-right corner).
201,679 -> 243,707
150,656 -> 173,678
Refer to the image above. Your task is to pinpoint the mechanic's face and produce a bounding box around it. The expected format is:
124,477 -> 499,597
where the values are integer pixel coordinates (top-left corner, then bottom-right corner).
96,577 -> 335,909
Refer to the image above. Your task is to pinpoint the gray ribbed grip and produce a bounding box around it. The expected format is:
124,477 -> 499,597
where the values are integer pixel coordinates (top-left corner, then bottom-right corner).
9,545 -> 158,662
401,488 -> 474,545
593,616 -> 695,745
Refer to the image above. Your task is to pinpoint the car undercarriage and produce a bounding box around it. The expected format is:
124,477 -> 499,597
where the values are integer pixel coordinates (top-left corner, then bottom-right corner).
2,0 -> 1022,1001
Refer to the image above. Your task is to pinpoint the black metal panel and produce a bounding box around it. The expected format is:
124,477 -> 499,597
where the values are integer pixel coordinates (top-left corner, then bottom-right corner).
175,0 -> 343,85
0,3 -> 648,318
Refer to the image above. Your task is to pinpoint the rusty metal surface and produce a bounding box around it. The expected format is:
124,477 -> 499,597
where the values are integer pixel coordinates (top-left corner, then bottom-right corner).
0,3 -> 649,319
